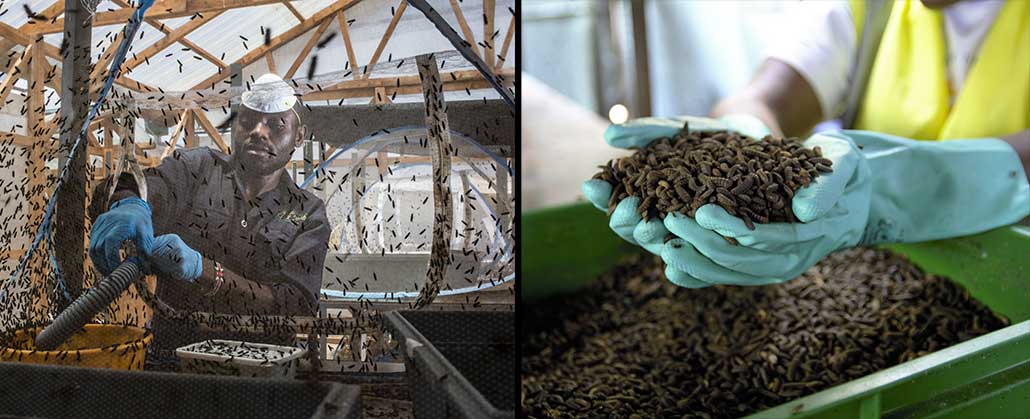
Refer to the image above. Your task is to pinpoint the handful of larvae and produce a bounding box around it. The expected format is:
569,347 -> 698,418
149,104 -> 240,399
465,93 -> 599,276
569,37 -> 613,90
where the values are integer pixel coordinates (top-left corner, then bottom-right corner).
592,124 -> 833,229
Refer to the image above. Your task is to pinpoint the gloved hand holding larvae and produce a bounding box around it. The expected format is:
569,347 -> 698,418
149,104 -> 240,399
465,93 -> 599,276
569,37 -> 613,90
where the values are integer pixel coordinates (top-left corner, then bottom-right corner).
579,115 -> 1028,288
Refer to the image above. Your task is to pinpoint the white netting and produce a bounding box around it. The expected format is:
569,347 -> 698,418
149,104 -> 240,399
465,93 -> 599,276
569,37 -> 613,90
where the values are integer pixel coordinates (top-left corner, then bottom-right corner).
303,127 -> 514,299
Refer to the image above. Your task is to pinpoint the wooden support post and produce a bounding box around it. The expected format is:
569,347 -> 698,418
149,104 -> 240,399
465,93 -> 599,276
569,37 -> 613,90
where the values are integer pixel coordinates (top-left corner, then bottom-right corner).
460,171 -> 472,250
483,0 -> 495,68
282,0 -> 304,21
285,17 -> 332,79
102,118 -> 115,147
304,139 -> 313,179
265,53 -> 278,76
414,53 -> 452,309
318,141 -> 326,191
336,10 -> 358,72
350,150 -> 365,253
183,111 -> 197,148
363,0 -> 407,78
193,109 -> 230,153
104,149 -> 112,178
189,0 -> 359,91
0,45 -> 31,107
26,36 -> 51,315
448,0 -> 480,57
498,15 -> 515,70
371,86 -> 391,105
88,30 -> 125,96
230,62 -> 241,133
376,152 -> 388,176
54,0 -> 93,310
159,109 -> 191,160
495,158 -> 510,242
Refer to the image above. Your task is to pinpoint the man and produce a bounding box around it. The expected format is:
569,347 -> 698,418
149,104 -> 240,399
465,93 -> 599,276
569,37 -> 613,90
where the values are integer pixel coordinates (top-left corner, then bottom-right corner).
88,73 -> 330,361
582,0 -> 1028,288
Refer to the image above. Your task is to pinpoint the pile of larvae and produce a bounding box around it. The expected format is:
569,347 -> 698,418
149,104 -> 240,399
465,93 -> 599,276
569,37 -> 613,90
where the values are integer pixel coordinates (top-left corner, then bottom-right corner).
592,125 -> 832,228
521,248 -> 1007,419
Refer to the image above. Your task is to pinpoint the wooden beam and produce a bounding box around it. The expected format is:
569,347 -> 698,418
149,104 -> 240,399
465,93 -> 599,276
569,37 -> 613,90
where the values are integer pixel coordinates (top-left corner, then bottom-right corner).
336,10 -> 358,72
497,15 -> 514,70
192,109 -> 229,153
89,30 -> 126,95
408,0 -> 513,108
327,67 -> 510,91
183,110 -> 197,147
0,22 -> 155,93
87,130 -> 101,148
0,22 -> 30,46
448,0 -> 480,57
160,110 -> 191,160
0,45 -> 31,107
30,0 -> 295,35
362,0 -> 407,78
19,2 -> 66,32
181,38 -> 228,69
27,43 -> 48,137
93,31 -> 125,76
40,117 -> 60,142
307,68 -> 513,101
121,12 -> 222,75
483,0 -> 494,68
371,86 -> 390,104
495,157 -> 510,244
265,53 -> 278,75
112,0 -> 228,69
285,17 -> 333,79
305,79 -> 499,102
0,249 -> 28,261
27,36 -> 49,314
190,0 -> 359,91
0,132 -> 46,148
282,1 -> 304,21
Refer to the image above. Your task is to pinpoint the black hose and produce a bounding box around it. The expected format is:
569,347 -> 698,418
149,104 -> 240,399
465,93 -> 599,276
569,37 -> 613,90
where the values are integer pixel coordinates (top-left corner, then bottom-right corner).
34,260 -> 144,351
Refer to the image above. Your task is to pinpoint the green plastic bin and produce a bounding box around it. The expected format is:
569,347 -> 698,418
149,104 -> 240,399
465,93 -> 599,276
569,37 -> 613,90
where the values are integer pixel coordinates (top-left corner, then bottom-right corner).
523,202 -> 1030,419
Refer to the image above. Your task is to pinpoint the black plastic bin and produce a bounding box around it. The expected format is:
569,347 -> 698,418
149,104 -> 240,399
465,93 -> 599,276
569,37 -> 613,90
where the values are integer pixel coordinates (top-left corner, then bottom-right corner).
0,362 -> 360,419
385,310 -> 514,419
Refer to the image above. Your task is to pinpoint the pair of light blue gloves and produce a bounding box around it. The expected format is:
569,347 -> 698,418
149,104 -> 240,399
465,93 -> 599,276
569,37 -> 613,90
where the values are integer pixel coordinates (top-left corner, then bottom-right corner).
89,197 -> 203,282
582,115 -> 1030,288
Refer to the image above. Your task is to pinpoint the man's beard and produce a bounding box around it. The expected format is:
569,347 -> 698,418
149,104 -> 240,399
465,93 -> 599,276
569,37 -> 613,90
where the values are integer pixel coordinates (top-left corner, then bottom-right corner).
231,148 -> 291,176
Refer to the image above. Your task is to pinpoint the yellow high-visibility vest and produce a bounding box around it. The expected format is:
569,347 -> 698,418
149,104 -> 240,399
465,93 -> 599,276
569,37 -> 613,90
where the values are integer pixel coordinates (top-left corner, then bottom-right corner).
851,0 -> 1029,140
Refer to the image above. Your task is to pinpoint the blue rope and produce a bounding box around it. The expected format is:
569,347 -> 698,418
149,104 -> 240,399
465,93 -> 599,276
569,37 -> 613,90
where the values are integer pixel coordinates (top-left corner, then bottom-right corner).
0,0 -> 155,305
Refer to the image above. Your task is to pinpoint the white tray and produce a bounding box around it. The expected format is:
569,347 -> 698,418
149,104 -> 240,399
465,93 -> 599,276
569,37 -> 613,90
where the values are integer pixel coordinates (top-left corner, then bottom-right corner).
175,339 -> 307,379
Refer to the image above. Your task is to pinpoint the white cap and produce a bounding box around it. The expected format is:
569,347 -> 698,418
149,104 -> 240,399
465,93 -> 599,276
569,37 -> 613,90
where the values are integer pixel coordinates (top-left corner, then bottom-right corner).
241,73 -> 298,114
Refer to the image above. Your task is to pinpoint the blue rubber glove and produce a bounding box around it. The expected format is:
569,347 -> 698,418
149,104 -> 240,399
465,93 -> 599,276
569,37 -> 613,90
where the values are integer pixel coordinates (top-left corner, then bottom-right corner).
149,234 -> 203,283
582,114 -> 772,245
88,197 -> 155,276
657,132 -> 872,287
584,125 -> 1030,287
581,114 -> 773,286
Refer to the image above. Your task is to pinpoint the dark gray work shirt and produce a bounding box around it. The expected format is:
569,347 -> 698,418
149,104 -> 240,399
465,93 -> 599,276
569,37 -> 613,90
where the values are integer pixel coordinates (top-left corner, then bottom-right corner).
92,147 -> 330,348
145,147 -> 329,308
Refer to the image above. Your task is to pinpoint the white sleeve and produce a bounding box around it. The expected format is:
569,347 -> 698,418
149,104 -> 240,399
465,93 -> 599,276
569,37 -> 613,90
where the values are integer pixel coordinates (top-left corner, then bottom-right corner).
763,3 -> 857,120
